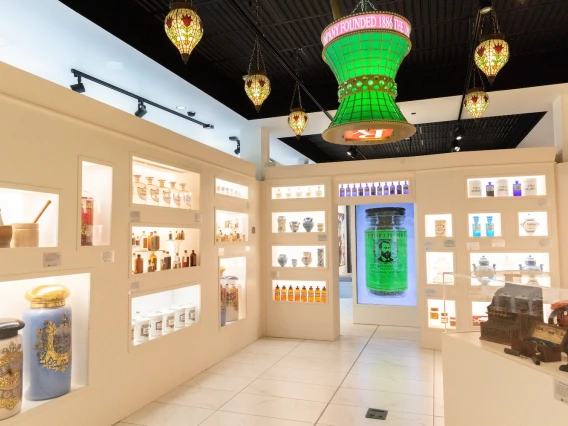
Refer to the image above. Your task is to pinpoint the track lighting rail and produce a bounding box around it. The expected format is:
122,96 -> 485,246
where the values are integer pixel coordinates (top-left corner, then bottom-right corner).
70,69 -> 214,129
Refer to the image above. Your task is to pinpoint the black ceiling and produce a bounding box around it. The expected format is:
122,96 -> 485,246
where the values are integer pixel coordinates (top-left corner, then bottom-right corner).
59,0 -> 568,120
279,112 -> 546,163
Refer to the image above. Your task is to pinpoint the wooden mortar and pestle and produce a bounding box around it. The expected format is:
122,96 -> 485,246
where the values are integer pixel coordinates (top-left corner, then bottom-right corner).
10,200 -> 51,248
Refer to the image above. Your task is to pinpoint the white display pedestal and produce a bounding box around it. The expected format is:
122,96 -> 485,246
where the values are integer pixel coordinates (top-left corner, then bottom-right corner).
442,332 -> 568,426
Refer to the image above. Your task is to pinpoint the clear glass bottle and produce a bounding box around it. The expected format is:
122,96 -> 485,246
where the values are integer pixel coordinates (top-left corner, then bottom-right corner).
364,183 -> 370,196
158,179 -> 171,207
146,177 -> 159,206
472,216 -> 481,237
132,175 -> 147,205
170,182 -> 181,208
340,185 -> 345,197
179,183 -> 192,210
403,181 -> 409,194
364,208 -> 408,296
396,181 -> 402,195
486,181 -> 495,197
371,183 -> 376,196
486,216 -> 495,237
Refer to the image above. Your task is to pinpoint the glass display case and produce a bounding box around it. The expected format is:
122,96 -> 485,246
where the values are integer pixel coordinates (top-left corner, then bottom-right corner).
219,257 -> 246,327
338,180 -> 410,197
130,284 -> 201,346
215,210 -> 248,243
424,214 -> 453,238
470,252 -> 550,287
80,160 -> 112,246
0,185 -> 59,248
131,226 -> 200,274
271,245 -> 326,268
271,185 -> 325,200
271,211 -> 326,233
272,280 -> 327,304
0,273 -> 90,416
131,156 -> 200,210
466,175 -> 546,198
467,213 -> 501,238
215,178 -> 248,200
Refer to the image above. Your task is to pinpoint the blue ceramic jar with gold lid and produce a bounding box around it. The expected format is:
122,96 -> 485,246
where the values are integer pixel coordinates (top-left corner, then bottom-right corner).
22,285 -> 72,401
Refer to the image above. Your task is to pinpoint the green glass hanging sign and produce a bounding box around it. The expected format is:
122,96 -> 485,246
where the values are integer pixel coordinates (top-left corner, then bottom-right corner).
321,6 -> 416,145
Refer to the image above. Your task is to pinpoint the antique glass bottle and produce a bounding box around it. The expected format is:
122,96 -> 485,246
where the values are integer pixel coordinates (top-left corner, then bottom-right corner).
158,179 -> 171,208
179,183 -> 192,210
315,287 -> 321,302
403,181 -> 409,194
358,184 -> 364,196
472,216 -> 481,237
134,254 -> 143,274
322,286 -> 327,303
182,250 -> 190,268
370,183 -> 376,196
280,286 -> 287,301
146,231 -> 153,250
132,175 -> 147,204
486,216 -> 495,237
301,286 -> 307,302
140,231 -> 147,249
190,250 -> 197,267
151,231 -> 160,252
364,208 -> 408,296
274,285 -> 280,301
383,182 -> 389,195
170,182 -> 181,208
513,180 -> 522,196
351,184 -> 357,197
163,252 -> 172,270
377,183 -> 383,196
345,185 -> 351,197
288,286 -> 294,302
396,182 -> 402,195
23,285 -> 72,401
486,181 -> 495,197
308,286 -> 315,302
364,184 -> 370,196
149,251 -> 157,272
294,286 -> 300,302
339,184 -> 345,197
0,318 -> 24,420
389,182 -> 396,195
146,177 -> 159,206
81,186 -> 94,246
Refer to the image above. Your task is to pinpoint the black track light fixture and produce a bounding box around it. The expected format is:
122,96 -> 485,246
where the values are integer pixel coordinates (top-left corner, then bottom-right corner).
230,137 -> 241,155
346,145 -> 357,158
70,76 -> 85,93
452,140 -> 461,152
454,125 -> 465,141
187,111 -> 196,117
203,124 -> 214,130
479,0 -> 493,14
135,101 -> 147,118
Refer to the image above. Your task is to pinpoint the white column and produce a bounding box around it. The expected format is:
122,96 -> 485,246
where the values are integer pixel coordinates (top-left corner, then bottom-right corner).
239,127 -> 270,181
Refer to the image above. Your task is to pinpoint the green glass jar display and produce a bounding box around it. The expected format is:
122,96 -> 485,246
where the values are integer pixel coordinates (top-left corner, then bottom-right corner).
364,208 -> 408,296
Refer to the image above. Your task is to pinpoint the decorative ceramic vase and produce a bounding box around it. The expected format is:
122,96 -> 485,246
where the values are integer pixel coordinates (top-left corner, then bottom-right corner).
11,223 -> 39,248
277,254 -> 288,267
289,221 -> 300,232
519,255 -> 543,273
285,188 -> 292,198
295,188 -> 302,198
472,256 -> 495,285
0,318 -> 25,420
277,216 -> 287,233
303,217 -> 314,232
316,186 -> 323,197
520,216 -> 539,234
305,187 -> 312,198
317,248 -> 324,267
23,285 -> 72,401
302,252 -> 312,267
291,259 -> 298,267
317,223 -> 324,232
275,189 -> 282,199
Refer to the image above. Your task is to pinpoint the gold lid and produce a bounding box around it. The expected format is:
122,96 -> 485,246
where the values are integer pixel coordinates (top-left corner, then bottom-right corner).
26,285 -> 70,308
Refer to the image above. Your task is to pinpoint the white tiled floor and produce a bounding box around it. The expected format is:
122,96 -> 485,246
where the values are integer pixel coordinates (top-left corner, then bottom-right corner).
117,299 -> 445,426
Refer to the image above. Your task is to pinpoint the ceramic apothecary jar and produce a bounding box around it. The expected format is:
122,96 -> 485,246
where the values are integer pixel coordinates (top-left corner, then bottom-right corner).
0,319 -> 25,420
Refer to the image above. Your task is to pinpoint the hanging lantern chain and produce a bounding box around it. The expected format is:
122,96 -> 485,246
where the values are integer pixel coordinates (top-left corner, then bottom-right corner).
290,49 -> 303,111
247,0 -> 266,74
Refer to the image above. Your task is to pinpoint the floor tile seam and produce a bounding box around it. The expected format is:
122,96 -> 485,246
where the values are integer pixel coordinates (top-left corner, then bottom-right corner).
153,398 -> 234,411
248,376 -> 339,389
214,407 -> 315,425
338,384 -> 434,398
217,390 -> 332,405
353,360 -> 436,371
196,380 -> 249,425
163,384 -> 238,396
239,387 -> 335,404
312,324 -> 379,425
278,354 -> 358,365
326,400 -> 434,417
221,359 -> 282,367
178,383 -> 250,393
343,372 -> 435,385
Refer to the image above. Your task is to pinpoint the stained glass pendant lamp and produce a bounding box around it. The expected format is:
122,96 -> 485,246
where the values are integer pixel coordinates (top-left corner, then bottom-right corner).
165,1 -> 204,64
244,0 -> 271,112
463,69 -> 489,119
321,0 -> 415,145
288,50 -> 309,139
474,9 -> 509,84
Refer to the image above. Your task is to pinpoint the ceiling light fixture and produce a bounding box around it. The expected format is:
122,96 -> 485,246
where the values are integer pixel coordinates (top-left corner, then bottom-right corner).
230,137 -> 241,155
463,67 -> 489,119
165,0 -> 204,64
321,1 -> 415,145
475,7 -> 510,84
203,124 -> 214,130
187,111 -> 196,117
244,0 -> 270,112
346,146 -> 357,158
479,0 -> 493,14
452,140 -> 461,152
176,106 -> 186,110
135,101 -> 147,118
288,49 -> 309,139
70,76 -> 85,93
69,69 -> 213,129
454,126 -> 465,141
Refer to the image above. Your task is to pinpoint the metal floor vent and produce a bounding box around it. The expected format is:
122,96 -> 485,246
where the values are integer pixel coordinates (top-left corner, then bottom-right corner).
366,408 -> 388,420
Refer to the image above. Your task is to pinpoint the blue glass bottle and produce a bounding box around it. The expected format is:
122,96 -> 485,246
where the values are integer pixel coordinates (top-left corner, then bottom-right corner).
351,184 -> 357,197
345,185 -> 351,197
383,182 -> 389,195
513,181 -> 522,197
403,181 -> 409,194
370,183 -> 376,196
472,216 -> 481,237
23,285 -> 72,401
396,181 -> 402,195
389,182 -> 395,195
364,184 -> 370,196
339,185 -> 345,197
358,184 -> 364,196
377,183 -> 383,196
486,216 -> 495,237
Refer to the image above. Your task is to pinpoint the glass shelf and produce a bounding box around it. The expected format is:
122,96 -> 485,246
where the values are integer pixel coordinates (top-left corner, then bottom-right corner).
215,178 -> 248,200
272,211 -> 326,233
272,185 -> 325,200
272,280 -> 328,304
220,257 -> 247,327
272,246 -> 326,268
131,284 -> 201,346
215,210 -> 248,243
132,156 -> 200,210
466,175 -> 545,198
